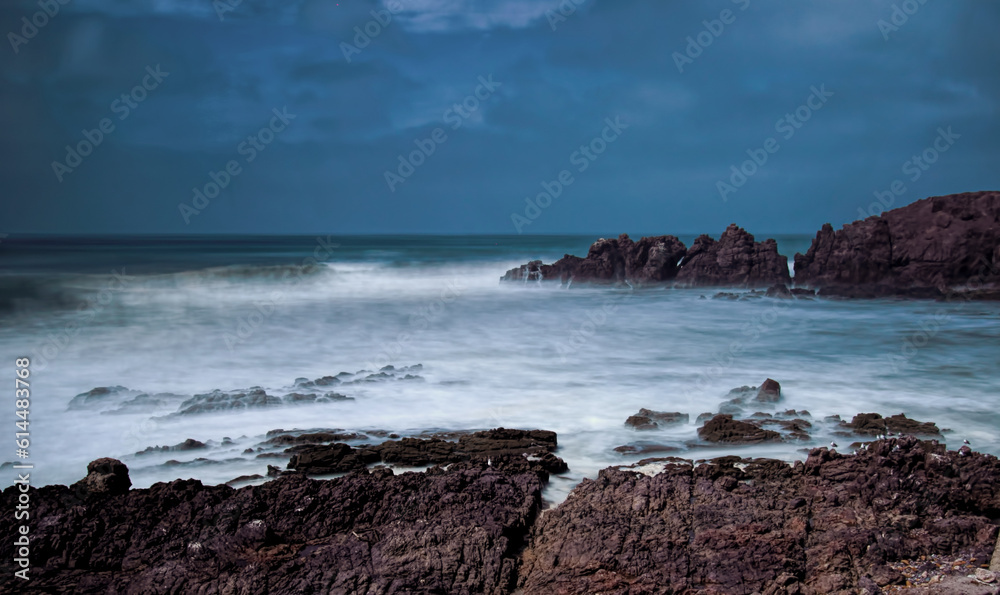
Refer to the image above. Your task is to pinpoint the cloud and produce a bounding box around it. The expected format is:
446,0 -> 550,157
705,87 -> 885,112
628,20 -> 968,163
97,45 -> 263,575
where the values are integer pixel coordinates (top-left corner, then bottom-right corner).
386,0 -> 590,33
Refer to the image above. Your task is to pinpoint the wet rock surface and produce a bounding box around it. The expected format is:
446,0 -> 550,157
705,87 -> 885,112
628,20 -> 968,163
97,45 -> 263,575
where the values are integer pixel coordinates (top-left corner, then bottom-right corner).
287,428 -> 567,476
2,456 -> 550,594
842,412 -> 942,437
794,191 -> 1000,297
697,413 -> 783,444
518,437 -> 1000,594
625,409 -> 689,430
501,226 -> 789,288
5,436 -> 999,594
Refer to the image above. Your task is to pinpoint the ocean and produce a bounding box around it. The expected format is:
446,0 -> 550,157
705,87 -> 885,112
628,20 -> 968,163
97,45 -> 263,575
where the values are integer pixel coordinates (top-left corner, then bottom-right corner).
1,234 -> 998,505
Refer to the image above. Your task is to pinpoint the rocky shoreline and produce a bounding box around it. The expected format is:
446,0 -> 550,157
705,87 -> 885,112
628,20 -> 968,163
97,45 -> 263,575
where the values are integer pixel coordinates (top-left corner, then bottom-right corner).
502,191 -> 1000,298
4,428 -> 999,594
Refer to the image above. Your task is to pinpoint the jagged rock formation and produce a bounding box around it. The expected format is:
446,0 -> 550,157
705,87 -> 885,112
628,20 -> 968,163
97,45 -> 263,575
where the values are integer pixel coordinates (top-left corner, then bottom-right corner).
501,226 -> 789,288
794,191 -> 1000,297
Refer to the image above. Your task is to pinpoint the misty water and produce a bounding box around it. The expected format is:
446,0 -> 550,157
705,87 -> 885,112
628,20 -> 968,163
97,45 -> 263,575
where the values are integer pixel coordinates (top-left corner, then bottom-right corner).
2,235 -> 998,505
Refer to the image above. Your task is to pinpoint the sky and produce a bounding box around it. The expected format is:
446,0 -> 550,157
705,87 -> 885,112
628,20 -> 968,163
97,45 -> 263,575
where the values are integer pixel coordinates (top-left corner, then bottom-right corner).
0,0 -> 998,235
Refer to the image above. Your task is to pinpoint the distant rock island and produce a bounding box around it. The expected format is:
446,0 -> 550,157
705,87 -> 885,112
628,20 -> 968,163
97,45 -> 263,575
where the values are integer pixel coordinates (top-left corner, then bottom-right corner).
502,190 -> 1000,298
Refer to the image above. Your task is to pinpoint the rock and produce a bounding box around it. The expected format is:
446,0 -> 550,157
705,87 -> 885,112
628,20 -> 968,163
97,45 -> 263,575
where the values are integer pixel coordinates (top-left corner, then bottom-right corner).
458,428 -> 558,457
173,388 -> 283,416
992,529 -> 1000,573
67,385 -> 133,410
135,438 -> 207,456
625,409 -> 689,430
224,474 -> 263,486
2,457 -> 549,594
675,224 -> 791,288
697,414 -> 783,443
373,437 -> 457,466
517,437 -> 1000,594
755,378 -> 782,403
842,412 -> 941,436
69,458 -> 131,498
264,431 -> 368,446
765,283 -> 793,298
793,191 -> 1000,297
501,228 -> 788,287
288,443 -> 380,473
975,568 -> 996,583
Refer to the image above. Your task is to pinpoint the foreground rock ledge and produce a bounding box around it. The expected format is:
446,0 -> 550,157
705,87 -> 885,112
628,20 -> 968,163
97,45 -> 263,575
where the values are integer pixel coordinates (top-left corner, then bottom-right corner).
519,437 -> 1000,595
4,437 -> 999,594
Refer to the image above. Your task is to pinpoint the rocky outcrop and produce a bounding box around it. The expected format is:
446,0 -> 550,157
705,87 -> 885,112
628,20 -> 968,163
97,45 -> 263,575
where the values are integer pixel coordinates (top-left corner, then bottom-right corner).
289,429 -> 566,475
501,227 -> 788,288
5,436 -> 1000,594
675,224 -> 791,288
518,437 -> 1000,594
794,191 -> 1000,296
2,457 -> 549,594
69,457 -> 132,499
839,412 -> 941,437
625,409 -> 689,430
697,414 -> 783,443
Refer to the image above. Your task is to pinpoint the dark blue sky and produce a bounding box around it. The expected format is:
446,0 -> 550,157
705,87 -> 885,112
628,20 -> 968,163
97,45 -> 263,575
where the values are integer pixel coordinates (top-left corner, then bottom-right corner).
1,0 -> 997,235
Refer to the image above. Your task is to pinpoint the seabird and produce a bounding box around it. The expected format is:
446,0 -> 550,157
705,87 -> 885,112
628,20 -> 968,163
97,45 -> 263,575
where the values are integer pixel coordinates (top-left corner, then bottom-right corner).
487,457 -> 492,466
830,442 -> 838,448
963,439 -> 970,445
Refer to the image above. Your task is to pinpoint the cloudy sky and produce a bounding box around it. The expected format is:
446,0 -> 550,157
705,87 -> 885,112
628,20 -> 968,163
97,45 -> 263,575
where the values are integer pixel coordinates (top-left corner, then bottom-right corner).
1,0 -> 997,235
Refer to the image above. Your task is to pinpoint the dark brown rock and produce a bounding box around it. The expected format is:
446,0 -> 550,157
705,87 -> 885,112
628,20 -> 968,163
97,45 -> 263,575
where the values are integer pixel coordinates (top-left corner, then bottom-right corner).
842,412 -> 941,436
69,457 -> 131,499
501,227 -> 788,288
625,409 -> 689,430
518,437 -> 1000,594
697,414 -> 783,443
287,443 -> 380,473
2,458 -> 548,594
794,191 -> 1000,296
756,377 -> 782,403
676,224 -> 791,288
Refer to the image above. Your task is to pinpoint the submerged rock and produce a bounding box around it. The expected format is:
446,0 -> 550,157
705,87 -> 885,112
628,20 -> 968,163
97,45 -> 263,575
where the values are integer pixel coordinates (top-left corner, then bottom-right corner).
697,414 -> 783,444
135,438 -> 207,456
173,388 -> 283,415
625,409 -> 689,430
842,412 -> 941,436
